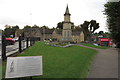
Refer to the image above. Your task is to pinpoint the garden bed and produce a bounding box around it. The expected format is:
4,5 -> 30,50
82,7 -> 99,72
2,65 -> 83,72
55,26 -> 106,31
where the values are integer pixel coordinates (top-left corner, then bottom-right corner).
46,42 -> 73,48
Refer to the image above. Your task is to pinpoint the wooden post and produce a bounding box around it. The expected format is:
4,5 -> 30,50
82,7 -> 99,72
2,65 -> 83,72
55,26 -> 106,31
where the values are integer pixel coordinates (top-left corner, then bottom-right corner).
30,37 -> 32,46
26,38 -> 29,48
30,76 -> 32,80
33,37 -> 35,44
19,36 -> 22,53
2,35 -> 6,61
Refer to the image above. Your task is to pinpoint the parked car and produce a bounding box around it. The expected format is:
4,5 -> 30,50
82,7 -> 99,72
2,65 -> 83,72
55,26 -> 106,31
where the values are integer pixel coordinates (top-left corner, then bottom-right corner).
12,37 -> 19,42
6,38 -> 15,45
0,39 -> 1,45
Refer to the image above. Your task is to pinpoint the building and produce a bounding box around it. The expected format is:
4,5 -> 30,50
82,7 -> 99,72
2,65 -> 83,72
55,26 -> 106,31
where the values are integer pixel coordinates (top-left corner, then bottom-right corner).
62,5 -> 72,42
24,28 -> 54,41
24,5 -> 84,43
54,5 -> 84,43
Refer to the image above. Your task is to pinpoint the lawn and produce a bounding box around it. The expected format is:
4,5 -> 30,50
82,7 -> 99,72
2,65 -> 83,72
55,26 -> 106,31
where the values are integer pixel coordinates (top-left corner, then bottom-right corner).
0,60 -> 2,80
2,42 -> 97,79
82,43 -> 109,49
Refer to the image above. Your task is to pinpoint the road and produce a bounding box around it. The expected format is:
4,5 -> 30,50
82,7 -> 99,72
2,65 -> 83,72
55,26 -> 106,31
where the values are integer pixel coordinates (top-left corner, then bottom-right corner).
0,41 -> 30,57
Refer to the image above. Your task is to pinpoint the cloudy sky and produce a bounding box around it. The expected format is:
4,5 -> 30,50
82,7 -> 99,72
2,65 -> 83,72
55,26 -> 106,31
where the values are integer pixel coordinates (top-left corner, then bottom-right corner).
0,0 -> 108,32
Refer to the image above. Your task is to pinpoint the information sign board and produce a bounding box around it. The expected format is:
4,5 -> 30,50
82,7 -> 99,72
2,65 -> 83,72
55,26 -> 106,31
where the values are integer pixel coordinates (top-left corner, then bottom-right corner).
5,56 -> 43,78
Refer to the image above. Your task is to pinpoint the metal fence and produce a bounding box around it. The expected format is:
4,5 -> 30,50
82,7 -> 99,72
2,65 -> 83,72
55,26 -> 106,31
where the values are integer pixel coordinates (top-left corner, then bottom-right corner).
2,36 -> 39,61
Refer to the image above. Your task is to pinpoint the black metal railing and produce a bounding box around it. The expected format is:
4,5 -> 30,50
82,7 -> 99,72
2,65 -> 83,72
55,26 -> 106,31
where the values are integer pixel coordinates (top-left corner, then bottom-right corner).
1,36 -> 39,61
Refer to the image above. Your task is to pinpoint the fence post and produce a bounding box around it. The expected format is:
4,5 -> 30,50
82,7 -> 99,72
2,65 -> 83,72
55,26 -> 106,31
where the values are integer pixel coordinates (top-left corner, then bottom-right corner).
2,35 -> 6,61
19,36 -> 22,53
30,37 -> 32,46
26,38 -> 29,48
33,37 -> 35,44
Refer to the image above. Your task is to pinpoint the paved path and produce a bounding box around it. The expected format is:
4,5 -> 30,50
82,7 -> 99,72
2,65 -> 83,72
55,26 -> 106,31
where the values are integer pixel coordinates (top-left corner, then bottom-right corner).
77,44 -> 118,78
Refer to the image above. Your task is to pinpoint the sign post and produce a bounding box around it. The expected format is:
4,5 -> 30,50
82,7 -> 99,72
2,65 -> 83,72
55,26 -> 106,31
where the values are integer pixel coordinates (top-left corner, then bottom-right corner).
5,56 -> 43,79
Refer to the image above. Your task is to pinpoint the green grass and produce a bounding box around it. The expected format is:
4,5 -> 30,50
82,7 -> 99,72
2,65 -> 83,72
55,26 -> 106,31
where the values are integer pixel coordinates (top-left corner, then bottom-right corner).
2,42 -> 97,79
0,60 -> 2,80
82,43 -> 109,49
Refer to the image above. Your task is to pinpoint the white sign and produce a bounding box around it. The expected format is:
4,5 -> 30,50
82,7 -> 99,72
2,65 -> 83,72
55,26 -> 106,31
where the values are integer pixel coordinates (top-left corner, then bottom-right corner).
108,0 -> 120,2
5,56 -> 43,78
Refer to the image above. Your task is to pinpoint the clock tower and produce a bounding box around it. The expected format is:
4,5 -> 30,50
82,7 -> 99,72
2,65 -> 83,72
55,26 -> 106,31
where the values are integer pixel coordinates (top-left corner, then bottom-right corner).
62,5 -> 72,42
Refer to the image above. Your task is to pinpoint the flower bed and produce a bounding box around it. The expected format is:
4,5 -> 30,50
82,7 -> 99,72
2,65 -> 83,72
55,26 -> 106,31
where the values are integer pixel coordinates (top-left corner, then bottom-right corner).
46,42 -> 73,48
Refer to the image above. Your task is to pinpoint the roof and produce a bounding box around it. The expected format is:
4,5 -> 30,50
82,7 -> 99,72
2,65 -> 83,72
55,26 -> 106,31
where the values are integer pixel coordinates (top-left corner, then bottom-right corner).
54,29 -> 62,35
72,29 -> 82,35
72,31 -> 81,35
64,5 -> 71,15
40,29 -> 54,34
24,28 -> 54,34
24,28 -> 83,36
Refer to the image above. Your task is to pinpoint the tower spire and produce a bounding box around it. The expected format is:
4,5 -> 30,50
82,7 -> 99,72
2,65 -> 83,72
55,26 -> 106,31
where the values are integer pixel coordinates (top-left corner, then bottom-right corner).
64,4 -> 70,15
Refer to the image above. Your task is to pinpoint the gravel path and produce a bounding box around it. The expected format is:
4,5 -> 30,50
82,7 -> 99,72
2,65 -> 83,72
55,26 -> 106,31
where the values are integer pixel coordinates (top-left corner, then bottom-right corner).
77,44 -> 118,78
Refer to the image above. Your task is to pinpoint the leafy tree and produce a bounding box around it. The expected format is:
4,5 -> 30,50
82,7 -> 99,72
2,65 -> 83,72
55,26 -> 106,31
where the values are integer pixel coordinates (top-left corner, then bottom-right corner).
57,22 -> 63,29
90,20 -> 100,33
98,31 -> 104,35
81,20 -> 100,41
104,2 -> 120,48
23,25 -> 31,30
81,21 -> 90,41
32,24 -> 39,28
4,25 -> 19,37
51,27 -> 55,29
4,27 -> 12,37
40,25 -> 49,29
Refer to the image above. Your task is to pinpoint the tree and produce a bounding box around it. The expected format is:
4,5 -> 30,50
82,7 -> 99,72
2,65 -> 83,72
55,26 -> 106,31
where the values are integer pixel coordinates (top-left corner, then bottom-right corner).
32,24 -> 39,28
104,2 -> 120,48
4,25 -> 19,37
81,21 -> 90,41
40,25 -> 49,29
90,20 -> 100,33
81,20 -> 100,41
98,31 -> 104,35
4,27 -> 12,37
23,25 -> 31,30
57,22 -> 63,29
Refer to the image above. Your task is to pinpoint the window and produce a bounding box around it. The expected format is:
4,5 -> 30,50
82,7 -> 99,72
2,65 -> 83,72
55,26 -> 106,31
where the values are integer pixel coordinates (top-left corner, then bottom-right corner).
68,31 -> 69,37
64,31 -> 66,37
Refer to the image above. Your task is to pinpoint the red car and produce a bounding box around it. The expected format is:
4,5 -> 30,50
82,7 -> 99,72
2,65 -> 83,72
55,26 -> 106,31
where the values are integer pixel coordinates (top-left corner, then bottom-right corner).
6,38 -> 15,45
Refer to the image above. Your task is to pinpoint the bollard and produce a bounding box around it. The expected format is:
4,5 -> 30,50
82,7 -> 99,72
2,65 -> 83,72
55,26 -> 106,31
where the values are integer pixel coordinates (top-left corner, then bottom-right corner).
2,35 -> 6,61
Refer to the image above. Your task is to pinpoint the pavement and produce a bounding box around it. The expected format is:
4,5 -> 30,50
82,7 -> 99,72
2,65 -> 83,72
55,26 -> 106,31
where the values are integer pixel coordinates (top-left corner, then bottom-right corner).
77,44 -> 118,78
